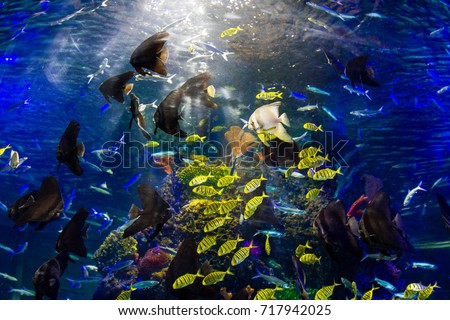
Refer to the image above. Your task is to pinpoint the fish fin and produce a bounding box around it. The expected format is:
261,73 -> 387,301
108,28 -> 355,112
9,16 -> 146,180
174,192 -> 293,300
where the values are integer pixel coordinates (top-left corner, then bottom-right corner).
124,83 -> 134,96
19,195 -> 35,210
152,57 -> 168,76
76,141 -> 85,158
279,113 -> 290,127
273,123 -> 293,143
158,48 -> 169,63
129,204 -> 142,219
87,74 -> 95,84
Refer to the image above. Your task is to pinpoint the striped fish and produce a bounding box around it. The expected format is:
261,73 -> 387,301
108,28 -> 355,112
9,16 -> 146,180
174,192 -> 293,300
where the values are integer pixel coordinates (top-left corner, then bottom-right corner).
418,282 -> 439,300
295,241 -> 312,258
204,201 -> 222,215
299,146 -> 322,158
314,282 -> 340,300
218,235 -> 244,256
361,286 -> 379,300
244,174 -> 267,193
231,241 -> 257,266
197,234 -> 218,254
254,287 -> 283,300
244,192 -> 269,219
265,234 -> 271,255
297,157 -> 314,169
351,281 -> 358,300
406,283 -> 427,292
189,172 -> 213,187
306,187 -> 323,199
192,185 -> 224,197
202,267 -> 234,285
203,215 -> 233,233
217,173 -> 240,188
303,122 -> 323,132
116,287 -> 136,300
219,196 -> 242,214
172,270 -> 204,289
313,167 -> 342,181
299,253 -> 321,265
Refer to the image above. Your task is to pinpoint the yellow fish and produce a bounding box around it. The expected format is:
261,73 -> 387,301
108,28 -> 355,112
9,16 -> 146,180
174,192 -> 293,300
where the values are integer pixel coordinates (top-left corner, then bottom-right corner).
297,157 -> 315,170
197,234 -> 219,254
0,144 -> 11,157
172,269 -> 204,289
144,141 -> 160,148
299,253 -> 321,265
231,241 -> 257,266
265,234 -> 271,255
203,215 -> 233,233
116,286 -> 137,300
307,17 -> 328,29
313,167 -> 342,181
183,199 -> 210,212
206,85 -> 216,98
351,281 -> 358,300
191,154 -> 209,162
256,91 -> 283,100
361,285 -> 379,300
254,287 -> 283,300
295,241 -> 312,258
204,201 -> 222,215
303,123 -> 323,132
307,168 -> 315,179
418,282 -> 439,300
186,134 -> 206,143
306,187 -> 323,199
219,196 -> 242,214
220,26 -> 243,37
202,267 -> 234,285
244,192 -> 269,219
217,172 -> 240,188
244,174 -> 267,193
299,146 -> 322,159
218,235 -> 244,256
309,155 -> 330,167
189,172 -> 214,187
211,125 -> 227,132
192,185 -> 223,197
315,282 -> 340,300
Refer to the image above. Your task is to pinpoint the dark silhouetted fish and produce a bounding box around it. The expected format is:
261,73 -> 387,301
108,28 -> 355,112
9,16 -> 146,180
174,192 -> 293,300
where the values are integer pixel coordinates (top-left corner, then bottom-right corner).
56,120 -> 84,176
359,191 -> 414,253
55,208 -> 89,257
314,200 -> 361,259
322,48 -> 345,76
291,255 -> 309,300
344,56 -> 380,88
32,250 -> 71,300
129,93 -> 151,140
262,138 -> 300,167
435,192 -> 450,230
178,72 -> 217,109
98,70 -> 135,103
8,176 -> 64,230
122,183 -> 172,241
130,31 -> 169,76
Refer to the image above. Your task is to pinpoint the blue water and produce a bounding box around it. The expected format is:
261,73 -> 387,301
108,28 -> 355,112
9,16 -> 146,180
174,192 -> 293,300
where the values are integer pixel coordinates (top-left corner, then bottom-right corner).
1,0 -> 450,300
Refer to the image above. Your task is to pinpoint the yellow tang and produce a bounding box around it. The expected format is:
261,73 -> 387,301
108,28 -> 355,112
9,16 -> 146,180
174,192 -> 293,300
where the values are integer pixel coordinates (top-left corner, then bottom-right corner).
418,282 -> 439,300
144,141 -> 160,148
244,174 -> 267,194
303,123 -> 323,132
297,157 -> 314,170
0,144 -> 12,156
361,286 -> 379,300
202,267 -> 234,285
218,235 -> 244,256
306,187 -> 323,199
189,172 -> 213,187
217,172 -> 240,188
299,253 -> 321,265
197,234 -> 218,254
185,134 -> 206,143
315,282 -> 340,300
299,146 -> 322,159
231,241 -> 257,266
116,286 -> 137,300
204,201 -> 222,215
203,215 -> 233,233
220,26 -> 243,37
313,167 -> 342,181
295,241 -> 312,258
254,287 -> 283,300
265,234 -> 271,256
256,91 -> 283,100
219,196 -> 242,214
192,185 -> 224,197
244,192 -> 269,219
172,270 -> 204,289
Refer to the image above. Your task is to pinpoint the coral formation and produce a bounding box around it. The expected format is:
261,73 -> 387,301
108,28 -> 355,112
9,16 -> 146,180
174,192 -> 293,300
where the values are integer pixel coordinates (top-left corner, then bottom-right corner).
138,247 -> 173,277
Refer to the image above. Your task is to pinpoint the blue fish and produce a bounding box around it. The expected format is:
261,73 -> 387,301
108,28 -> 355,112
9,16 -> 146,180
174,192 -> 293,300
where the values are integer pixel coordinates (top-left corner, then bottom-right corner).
14,242 -> 28,255
290,91 -> 307,100
100,103 -> 111,115
0,201 -> 8,212
124,173 -> 142,192
64,188 -> 76,212
107,260 -> 134,273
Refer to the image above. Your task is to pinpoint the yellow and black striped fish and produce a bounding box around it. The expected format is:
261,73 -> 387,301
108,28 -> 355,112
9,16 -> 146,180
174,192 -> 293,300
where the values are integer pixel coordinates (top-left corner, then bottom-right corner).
299,253 -> 321,265
197,234 -> 218,254
244,174 -> 267,194
314,282 -> 340,300
220,26 -> 243,38
312,167 -> 342,181
116,286 -> 136,300
303,122 -> 323,132
202,267 -> 234,285
219,196 -> 242,214
418,282 -> 439,300
217,173 -> 240,188
255,91 -> 283,101
203,215 -> 233,233
254,287 -> 283,300
192,185 -> 224,197
299,146 -> 322,159
295,241 -> 312,258
244,192 -> 269,219
406,283 -> 426,292
351,281 -> 358,300
204,201 -> 222,215
305,187 -> 323,199
297,157 -> 314,170
231,241 -> 257,266
172,270 -> 204,289
217,235 -> 244,256
189,172 -> 213,187
361,286 -> 379,300
265,234 -> 271,255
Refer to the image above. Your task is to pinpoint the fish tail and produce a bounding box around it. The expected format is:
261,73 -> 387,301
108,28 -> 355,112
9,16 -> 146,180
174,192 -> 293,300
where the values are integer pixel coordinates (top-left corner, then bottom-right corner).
317,125 -> 323,132
279,112 -> 290,127
87,74 -> 95,84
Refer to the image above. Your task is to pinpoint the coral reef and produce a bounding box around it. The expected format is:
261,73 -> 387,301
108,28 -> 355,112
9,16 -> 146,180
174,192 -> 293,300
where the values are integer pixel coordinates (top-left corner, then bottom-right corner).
138,247 -> 173,277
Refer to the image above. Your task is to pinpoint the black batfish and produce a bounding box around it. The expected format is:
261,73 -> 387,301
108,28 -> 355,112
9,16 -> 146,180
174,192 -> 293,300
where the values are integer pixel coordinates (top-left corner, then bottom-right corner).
56,120 -> 84,176
314,200 -> 361,259
32,250 -> 71,300
8,176 -> 63,229
55,207 -> 89,258
435,192 -> 450,230
344,56 -> 380,88
262,138 -> 301,167
123,183 -> 172,241
129,93 -> 152,140
130,31 -> 169,76
98,70 -> 135,103
359,190 -> 414,253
